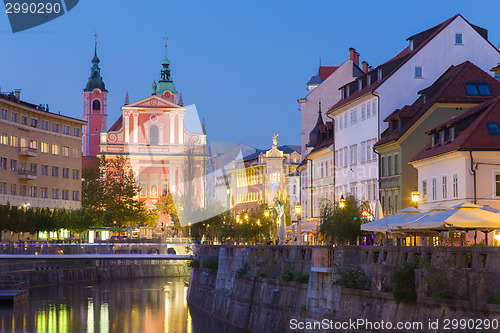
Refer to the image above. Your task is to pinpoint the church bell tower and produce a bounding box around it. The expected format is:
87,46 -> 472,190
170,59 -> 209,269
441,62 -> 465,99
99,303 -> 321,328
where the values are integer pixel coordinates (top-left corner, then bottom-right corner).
83,38 -> 108,157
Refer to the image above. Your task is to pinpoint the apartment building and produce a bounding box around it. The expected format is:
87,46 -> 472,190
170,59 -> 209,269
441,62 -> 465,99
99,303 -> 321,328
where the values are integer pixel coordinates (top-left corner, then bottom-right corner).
0,91 -> 85,210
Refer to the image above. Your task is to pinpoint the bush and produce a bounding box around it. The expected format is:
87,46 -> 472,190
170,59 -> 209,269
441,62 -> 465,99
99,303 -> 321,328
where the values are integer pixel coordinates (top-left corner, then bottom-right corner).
333,265 -> 369,290
202,258 -> 218,270
188,259 -> 199,268
281,270 -> 309,284
236,261 -> 251,276
489,290 -> 500,304
391,261 -> 418,302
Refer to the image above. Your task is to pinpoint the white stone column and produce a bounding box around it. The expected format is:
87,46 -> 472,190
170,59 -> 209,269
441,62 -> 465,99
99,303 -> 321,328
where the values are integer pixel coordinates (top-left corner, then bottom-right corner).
133,111 -> 139,143
178,113 -> 184,144
124,111 -> 130,143
170,113 -> 175,144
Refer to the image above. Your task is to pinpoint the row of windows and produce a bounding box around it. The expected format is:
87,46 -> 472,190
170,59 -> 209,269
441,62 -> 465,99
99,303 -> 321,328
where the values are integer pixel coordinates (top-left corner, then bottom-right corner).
381,154 -> 399,177
0,158 -> 80,179
422,174 -> 459,202
0,133 -> 80,157
335,139 -> 377,169
0,183 -> 79,200
0,109 -> 80,136
335,180 -> 378,202
335,100 -> 378,131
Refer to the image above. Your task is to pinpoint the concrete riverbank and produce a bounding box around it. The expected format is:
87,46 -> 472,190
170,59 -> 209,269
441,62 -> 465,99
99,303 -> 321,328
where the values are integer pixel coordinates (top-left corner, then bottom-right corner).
188,245 -> 500,333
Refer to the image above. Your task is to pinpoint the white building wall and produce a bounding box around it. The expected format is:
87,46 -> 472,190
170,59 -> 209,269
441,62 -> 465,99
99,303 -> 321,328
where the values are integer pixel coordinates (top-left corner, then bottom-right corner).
332,97 -> 379,206
377,16 -> 500,130
300,59 -> 361,157
413,151 -> 500,211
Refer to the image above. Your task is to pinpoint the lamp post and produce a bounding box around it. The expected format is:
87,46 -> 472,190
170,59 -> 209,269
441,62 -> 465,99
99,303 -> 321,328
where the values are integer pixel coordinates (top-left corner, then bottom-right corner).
411,188 -> 420,208
339,195 -> 346,209
294,204 -> 302,245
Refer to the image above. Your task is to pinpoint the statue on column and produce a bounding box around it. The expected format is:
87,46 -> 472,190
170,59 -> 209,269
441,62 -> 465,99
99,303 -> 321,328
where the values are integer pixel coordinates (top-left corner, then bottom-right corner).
272,133 -> 279,148
274,198 -> 286,244
152,80 -> 157,95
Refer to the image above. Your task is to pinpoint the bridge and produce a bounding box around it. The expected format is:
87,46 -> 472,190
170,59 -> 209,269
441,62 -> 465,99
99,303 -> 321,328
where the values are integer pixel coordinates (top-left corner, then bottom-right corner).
0,242 -> 195,260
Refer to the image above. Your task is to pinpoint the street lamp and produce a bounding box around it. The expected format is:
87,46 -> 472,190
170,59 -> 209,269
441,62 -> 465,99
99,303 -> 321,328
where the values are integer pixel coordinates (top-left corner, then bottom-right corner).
411,188 -> 420,208
244,213 -> 249,220
264,209 -> 270,217
294,204 -> 302,245
339,195 -> 346,209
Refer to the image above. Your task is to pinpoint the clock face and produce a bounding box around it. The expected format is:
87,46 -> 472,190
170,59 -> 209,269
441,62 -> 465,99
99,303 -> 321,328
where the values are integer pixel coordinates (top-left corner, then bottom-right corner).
163,91 -> 171,98
94,90 -> 99,96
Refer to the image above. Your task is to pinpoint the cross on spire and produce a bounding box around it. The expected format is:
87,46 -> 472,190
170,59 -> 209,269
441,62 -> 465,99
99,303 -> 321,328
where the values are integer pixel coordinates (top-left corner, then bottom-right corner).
93,30 -> 98,46
163,33 -> 168,48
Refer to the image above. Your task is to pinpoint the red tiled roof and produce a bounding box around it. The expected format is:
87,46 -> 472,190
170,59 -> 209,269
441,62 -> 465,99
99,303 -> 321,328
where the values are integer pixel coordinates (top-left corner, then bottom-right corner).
318,66 -> 339,80
328,14 -> 488,114
375,61 -> 500,147
410,96 -> 500,162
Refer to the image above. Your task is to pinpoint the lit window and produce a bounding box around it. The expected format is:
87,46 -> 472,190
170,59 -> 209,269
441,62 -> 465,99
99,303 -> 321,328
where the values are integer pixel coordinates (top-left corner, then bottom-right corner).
455,33 -> 463,44
29,140 -> 37,150
62,146 -> 69,157
0,133 -> 8,145
10,135 -> 17,147
415,66 -> 423,78
41,142 -> 49,153
487,122 -> 500,136
51,144 -> 60,155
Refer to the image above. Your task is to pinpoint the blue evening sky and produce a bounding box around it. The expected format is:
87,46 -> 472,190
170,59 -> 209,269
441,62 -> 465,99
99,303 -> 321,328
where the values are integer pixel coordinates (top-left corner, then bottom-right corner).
1,0 -> 499,149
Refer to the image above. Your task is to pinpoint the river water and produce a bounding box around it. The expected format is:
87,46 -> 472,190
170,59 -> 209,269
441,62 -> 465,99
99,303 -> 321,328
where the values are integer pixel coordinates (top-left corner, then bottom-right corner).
0,277 -> 243,333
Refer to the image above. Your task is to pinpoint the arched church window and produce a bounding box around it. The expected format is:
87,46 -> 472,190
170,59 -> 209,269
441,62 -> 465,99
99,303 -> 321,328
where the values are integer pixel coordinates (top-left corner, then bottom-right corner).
150,125 -> 159,145
92,99 -> 101,111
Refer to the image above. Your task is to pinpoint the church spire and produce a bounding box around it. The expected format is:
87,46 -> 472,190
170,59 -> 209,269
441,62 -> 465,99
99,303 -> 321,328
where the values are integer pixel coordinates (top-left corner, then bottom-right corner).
156,33 -> 177,95
84,34 -> 107,92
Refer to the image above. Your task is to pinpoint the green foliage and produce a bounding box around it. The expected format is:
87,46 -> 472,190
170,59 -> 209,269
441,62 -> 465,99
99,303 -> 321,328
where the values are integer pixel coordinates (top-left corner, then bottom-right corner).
188,259 -> 199,269
319,195 -> 369,245
282,270 -> 309,284
202,258 -> 219,270
391,261 -> 418,302
300,305 -> 307,311
236,261 -> 251,276
333,264 -> 370,290
82,155 -> 152,228
281,270 -> 294,282
489,290 -> 500,304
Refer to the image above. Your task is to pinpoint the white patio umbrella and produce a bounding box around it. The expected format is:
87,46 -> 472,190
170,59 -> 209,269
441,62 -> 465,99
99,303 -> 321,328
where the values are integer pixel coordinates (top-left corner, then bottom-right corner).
374,200 -> 384,221
398,202 -> 500,231
361,207 -> 421,232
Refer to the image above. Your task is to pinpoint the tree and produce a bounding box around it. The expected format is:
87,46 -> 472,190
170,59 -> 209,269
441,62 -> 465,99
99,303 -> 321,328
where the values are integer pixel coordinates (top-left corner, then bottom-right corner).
82,155 -> 151,228
319,195 -> 370,245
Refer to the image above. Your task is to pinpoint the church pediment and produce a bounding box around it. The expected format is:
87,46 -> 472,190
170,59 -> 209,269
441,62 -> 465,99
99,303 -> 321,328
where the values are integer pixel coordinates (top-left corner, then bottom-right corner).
125,95 -> 182,109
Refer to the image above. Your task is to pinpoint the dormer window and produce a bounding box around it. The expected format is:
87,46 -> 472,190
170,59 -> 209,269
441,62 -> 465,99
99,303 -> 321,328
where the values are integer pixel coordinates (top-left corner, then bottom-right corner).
430,134 -> 435,147
465,81 -> 491,96
367,75 -> 371,86
341,88 -> 345,99
358,79 -> 362,91
487,122 -> 500,136
388,122 -> 393,134
378,69 -> 382,81
346,86 -> 350,97
450,127 -> 456,141
409,39 -> 414,52
440,130 -> 445,144
422,94 -> 427,104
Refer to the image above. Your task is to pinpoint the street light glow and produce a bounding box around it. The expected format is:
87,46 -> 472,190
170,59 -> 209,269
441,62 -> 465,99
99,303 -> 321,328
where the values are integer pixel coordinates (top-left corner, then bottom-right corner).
339,195 -> 346,209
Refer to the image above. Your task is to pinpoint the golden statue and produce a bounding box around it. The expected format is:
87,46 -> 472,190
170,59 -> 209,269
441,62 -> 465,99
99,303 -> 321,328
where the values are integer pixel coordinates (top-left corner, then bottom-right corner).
272,133 -> 279,147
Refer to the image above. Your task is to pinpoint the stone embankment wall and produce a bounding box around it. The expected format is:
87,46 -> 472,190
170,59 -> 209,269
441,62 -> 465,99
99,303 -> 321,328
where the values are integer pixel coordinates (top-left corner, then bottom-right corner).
0,259 -> 190,288
188,245 -> 500,333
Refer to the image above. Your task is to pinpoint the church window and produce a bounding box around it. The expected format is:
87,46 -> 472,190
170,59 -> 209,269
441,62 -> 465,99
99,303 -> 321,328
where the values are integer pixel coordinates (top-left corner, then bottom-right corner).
150,125 -> 159,145
92,99 -> 101,111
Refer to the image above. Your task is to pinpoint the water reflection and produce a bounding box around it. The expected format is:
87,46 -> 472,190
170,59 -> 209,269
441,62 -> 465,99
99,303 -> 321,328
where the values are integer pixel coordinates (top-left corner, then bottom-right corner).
0,278 -> 244,333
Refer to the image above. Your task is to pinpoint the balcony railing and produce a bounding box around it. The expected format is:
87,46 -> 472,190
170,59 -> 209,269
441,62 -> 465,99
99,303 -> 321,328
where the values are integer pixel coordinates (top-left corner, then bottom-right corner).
18,170 -> 36,180
18,147 -> 37,157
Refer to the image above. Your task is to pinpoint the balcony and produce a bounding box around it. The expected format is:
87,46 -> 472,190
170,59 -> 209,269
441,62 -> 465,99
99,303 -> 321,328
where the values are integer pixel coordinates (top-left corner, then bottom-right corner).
18,170 -> 37,180
18,147 -> 37,157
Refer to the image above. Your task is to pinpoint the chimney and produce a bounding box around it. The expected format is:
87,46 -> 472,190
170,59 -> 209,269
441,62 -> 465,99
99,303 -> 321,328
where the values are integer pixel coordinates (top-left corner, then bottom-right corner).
349,48 -> 356,62
354,52 -> 360,67
362,61 -> 369,73
14,89 -> 21,102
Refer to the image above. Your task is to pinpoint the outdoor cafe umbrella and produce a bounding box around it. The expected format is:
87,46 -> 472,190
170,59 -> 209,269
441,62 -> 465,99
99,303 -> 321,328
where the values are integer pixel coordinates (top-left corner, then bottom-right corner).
396,202 -> 500,244
361,207 -> 422,232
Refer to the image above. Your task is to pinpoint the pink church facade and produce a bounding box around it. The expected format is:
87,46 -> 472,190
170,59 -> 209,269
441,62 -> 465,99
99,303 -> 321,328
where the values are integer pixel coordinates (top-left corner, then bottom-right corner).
83,43 -> 208,230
